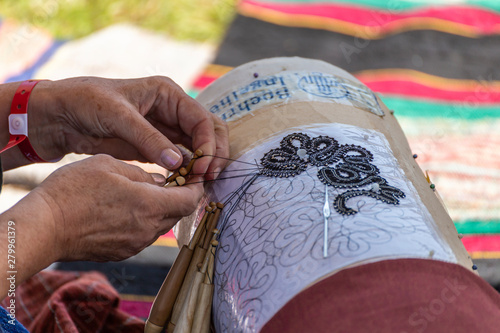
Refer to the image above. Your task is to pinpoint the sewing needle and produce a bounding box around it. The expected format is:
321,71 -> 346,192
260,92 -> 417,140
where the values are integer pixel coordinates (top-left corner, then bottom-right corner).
323,184 -> 330,258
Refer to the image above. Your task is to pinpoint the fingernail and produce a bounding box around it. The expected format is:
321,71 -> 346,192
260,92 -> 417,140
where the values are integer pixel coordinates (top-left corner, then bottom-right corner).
213,167 -> 221,180
161,149 -> 181,169
151,173 -> 166,186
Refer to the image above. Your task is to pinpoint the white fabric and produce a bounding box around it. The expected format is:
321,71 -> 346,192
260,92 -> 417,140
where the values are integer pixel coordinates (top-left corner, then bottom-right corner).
209,123 -> 455,332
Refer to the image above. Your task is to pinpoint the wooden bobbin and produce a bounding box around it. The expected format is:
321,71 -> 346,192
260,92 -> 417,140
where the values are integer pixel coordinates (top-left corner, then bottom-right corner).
189,206 -> 213,250
170,207 -> 213,328
169,230 -> 219,331
165,176 -> 186,188
167,247 -> 207,333
184,149 -> 203,175
197,206 -> 215,248
192,240 -> 218,333
196,204 -> 216,249
146,203 -> 210,333
165,167 -> 188,184
173,234 -> 217,333
167,149 -> 203,185
202,203 -> 224,250
207,240 -> 218,283
145,241 -> 194,333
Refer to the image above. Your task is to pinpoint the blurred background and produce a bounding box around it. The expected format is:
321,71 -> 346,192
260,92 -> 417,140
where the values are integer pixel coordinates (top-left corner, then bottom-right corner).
1,0 -> 499,326
0,0 -> 237,42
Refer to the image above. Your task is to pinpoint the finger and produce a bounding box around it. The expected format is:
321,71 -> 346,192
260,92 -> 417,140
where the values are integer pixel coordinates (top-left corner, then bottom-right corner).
111,108 -> 183,170
150,173 -> 166,186
145,117 -> 194,149
141,121 -> 201,169
150,112 -> 228,180
73,137 -> 146,161
98,155 -> 159,185
145,177 -> 205,219
203,116 -> 229,180
152,83 -> 218,174
177,145 -> 194,168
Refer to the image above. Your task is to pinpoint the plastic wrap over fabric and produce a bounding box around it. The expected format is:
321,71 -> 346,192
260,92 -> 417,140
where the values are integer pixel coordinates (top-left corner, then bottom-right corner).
209,123 -> 455,333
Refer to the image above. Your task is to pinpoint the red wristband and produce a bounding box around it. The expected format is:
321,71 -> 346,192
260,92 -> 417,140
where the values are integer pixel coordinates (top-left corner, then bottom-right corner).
0,80 -> 47,162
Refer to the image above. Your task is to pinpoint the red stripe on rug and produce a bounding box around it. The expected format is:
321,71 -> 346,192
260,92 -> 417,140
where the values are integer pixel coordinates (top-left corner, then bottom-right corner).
241,0 -> 500,35
159,229 -> 176,240
193,69 -> 500,103
192,75 -> 219,89
461,235 -> 500,252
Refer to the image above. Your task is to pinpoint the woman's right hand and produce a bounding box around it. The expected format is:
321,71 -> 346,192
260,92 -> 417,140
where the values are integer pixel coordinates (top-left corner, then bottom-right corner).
32,154 -> 204,262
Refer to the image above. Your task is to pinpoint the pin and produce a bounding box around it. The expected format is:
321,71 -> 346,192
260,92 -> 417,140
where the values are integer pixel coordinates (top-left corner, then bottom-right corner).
323,184 -> 330,258
425,171 -> 431,183
413,154 -> 418,159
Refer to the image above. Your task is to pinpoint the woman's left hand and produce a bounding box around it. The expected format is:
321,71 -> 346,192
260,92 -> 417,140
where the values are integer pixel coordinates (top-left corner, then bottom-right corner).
29,77 -> 228,179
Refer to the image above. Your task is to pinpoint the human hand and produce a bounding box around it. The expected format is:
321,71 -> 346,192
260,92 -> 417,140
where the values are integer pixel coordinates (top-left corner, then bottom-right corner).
30,154 -> 204,262
29,77 -> 228,179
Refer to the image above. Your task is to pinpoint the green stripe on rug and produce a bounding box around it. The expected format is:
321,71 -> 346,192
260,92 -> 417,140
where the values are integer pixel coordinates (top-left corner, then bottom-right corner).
262,0 -> 500,12
455,220 -> 500,234
381,96 -> 500,119
187,90 -> 199,98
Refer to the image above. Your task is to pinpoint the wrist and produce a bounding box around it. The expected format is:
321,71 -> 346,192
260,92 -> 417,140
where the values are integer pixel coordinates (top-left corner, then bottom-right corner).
0,80 -> 66,167
0,82 -> 22,149
26,80 -> 67,161
0,190 -> 61,296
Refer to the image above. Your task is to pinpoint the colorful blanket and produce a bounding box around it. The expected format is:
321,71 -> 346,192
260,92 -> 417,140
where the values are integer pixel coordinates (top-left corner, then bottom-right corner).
190,0 -> 500,262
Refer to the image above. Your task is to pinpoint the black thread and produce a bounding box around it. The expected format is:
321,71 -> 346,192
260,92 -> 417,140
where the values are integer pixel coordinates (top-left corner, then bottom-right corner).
259,132 -> 405,215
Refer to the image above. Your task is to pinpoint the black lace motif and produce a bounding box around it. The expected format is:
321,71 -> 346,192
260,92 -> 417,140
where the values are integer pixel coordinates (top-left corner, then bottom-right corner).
259,133 -> 405,215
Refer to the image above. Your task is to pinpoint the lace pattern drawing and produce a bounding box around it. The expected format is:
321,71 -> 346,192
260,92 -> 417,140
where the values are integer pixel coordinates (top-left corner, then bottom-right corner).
209,124 -> 455,333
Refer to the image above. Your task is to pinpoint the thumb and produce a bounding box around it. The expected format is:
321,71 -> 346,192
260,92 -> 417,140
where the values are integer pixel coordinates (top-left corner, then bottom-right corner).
113,111 -> 182,169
